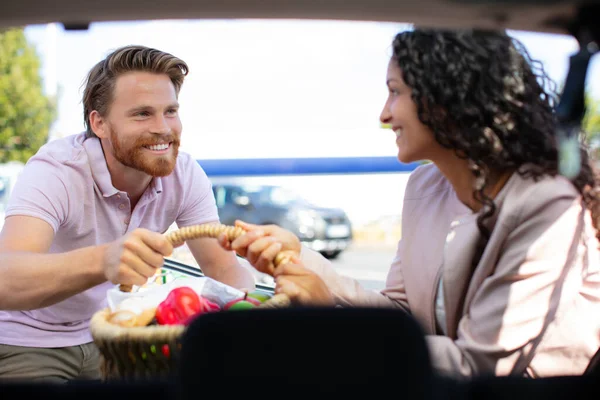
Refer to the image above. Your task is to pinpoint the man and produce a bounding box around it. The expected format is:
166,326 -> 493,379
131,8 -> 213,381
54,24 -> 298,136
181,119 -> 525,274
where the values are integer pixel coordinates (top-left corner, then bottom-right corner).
0,45 -> 255,382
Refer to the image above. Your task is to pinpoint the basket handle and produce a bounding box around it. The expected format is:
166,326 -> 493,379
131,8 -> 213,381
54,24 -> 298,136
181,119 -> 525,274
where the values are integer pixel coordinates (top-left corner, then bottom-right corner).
119,223 -> 296,292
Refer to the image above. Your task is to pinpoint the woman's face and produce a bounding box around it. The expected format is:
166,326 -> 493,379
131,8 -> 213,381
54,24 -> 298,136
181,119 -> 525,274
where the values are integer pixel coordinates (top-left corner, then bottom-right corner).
379,58 -> 442,164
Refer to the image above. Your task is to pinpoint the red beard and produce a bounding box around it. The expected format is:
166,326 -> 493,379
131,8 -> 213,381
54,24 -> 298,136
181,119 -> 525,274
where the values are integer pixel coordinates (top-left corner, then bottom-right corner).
110,129 -> 180,177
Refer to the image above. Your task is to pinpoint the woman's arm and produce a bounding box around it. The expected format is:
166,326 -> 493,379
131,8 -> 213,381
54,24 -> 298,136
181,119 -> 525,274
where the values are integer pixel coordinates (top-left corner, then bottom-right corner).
298,241 -> 410,310
219,220 -> 409,310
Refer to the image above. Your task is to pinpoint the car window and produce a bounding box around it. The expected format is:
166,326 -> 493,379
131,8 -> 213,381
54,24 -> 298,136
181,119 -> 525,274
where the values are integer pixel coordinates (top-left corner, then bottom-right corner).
269,186 -> 304,206
213,186 -> 226,208
227,187 -> 249,205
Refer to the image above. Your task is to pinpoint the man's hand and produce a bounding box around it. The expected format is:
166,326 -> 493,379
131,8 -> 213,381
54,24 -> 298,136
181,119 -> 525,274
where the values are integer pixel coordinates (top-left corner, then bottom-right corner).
274,255 -> 335,306
103,228 -> 173,287
217,220 -> 301,275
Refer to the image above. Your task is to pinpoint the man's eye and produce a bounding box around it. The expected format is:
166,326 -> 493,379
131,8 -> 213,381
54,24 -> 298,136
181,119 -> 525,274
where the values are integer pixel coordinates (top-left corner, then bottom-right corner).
166,109 -> 178,115
136,111 -> 150,117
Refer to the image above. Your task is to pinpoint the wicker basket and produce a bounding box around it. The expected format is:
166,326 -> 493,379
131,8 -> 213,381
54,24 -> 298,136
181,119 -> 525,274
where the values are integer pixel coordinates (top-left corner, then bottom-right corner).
90,293 -> 291,381
90,223 -> 295,380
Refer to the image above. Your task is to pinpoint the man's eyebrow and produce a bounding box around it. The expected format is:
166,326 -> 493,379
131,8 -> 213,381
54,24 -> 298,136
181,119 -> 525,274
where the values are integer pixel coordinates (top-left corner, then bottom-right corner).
126,103 -> 179,114
127,105 -> 154,114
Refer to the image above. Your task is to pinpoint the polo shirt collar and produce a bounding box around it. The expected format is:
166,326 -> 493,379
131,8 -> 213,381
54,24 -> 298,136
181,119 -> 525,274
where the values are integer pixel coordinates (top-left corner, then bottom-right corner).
83,136 -> 163,198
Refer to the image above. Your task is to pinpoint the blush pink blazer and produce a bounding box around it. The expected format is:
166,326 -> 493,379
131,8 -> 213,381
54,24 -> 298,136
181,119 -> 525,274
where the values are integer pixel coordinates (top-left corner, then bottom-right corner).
300,163 -> 600,377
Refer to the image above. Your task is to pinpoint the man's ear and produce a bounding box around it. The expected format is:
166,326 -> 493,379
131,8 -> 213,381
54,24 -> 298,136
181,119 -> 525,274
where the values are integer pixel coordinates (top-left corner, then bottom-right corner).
89,110 -> 108,139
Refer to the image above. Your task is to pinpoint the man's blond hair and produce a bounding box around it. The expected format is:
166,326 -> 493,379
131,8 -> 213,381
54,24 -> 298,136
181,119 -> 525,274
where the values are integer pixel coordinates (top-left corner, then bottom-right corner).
82,45 -> 189,138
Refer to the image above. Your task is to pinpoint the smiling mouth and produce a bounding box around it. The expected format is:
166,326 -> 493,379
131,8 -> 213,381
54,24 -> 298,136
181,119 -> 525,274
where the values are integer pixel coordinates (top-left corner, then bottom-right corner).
144,143 -> 171,151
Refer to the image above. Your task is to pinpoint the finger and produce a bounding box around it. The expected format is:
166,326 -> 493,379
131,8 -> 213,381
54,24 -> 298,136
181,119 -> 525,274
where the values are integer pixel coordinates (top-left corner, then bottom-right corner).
254,242 -> 282,275
124,237 -> 165,269
275,277 -> 302,300
277,275 -> 327,306
120,250 -> 157,279
276,279 -> 316,306
297,288 -> 325,306
217,232 -> 233,251
246,236 -> 277,266
273,260 -> 310,277
235,220 -> 262,231
273,250 -> 297,269
230,229 -> 266,257
137,229 -> 173,257
116,262 -> 151,287
124,272 -> 148,288
236,220 -> 280,237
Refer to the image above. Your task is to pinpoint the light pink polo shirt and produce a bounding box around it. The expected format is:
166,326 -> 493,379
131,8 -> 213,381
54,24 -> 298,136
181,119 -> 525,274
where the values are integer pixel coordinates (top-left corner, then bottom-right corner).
0,133 -> 219,347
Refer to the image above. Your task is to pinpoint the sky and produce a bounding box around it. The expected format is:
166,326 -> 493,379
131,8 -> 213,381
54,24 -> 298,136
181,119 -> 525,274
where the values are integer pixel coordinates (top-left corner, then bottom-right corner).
23,19 -> 600,159
19,19 -> 600,225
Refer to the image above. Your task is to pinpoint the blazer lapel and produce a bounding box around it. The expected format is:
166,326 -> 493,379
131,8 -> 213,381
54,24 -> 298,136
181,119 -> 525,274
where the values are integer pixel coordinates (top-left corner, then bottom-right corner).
442,214 -> 481,339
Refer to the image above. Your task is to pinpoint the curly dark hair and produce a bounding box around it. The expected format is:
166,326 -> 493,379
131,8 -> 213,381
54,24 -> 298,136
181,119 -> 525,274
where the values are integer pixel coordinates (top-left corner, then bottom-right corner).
391,28 -> 600,253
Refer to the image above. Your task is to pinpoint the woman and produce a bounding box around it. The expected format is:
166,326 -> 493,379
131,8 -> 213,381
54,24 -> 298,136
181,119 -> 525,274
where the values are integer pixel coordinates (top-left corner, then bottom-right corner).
218,28 -> 600,378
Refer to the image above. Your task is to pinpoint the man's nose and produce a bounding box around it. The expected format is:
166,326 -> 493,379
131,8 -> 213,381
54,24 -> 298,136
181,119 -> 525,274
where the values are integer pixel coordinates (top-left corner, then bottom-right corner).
153,116 -> 171,135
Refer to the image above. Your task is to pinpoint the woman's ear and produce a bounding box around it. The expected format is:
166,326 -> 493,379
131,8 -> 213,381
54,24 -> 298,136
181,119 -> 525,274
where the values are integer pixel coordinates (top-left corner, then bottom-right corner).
89,110 -> 108,139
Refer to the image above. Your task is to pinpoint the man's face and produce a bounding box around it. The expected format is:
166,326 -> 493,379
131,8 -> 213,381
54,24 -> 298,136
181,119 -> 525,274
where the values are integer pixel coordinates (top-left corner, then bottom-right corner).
104,71 -> 182,177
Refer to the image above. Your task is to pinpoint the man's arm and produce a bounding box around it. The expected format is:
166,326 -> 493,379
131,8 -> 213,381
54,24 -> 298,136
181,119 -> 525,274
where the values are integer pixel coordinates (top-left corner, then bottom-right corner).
0,152 -> 108,310
0,216 -> 106,310
186,232 -> 256,290
0,216 -> 175,311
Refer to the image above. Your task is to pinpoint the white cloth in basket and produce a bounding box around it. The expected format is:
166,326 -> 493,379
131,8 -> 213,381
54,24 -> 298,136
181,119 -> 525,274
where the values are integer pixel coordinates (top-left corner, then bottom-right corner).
107,276 -> 245,315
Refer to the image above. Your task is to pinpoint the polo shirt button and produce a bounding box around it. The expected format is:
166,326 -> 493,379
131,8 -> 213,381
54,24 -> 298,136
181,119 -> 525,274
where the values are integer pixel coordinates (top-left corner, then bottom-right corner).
117,194 -> 121,199
119,204 -> 126,210
124,218 -> 130,225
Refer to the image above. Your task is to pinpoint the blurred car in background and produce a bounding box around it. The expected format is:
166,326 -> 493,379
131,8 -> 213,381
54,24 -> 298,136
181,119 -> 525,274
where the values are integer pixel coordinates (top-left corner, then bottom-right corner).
212,183 -> 353,259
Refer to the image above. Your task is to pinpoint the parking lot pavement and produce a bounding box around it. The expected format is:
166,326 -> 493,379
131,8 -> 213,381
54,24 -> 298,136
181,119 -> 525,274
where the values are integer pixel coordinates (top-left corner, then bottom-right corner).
330,244 -> 394,291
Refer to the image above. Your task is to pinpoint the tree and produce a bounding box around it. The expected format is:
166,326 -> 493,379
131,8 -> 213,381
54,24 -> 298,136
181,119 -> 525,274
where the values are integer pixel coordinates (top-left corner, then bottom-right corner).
580,95 -> 600,164
0,28 -> 56,163
584,96 -> 600,142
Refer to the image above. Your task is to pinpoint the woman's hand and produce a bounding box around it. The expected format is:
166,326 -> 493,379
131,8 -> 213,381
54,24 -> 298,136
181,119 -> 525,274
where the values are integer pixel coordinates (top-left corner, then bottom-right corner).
273,255 -> 335,307
217,220 -> 301,275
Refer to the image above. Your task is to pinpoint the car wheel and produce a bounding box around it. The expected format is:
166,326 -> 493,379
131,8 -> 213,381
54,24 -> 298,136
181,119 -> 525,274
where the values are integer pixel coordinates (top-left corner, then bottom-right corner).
320,250 -> 342,259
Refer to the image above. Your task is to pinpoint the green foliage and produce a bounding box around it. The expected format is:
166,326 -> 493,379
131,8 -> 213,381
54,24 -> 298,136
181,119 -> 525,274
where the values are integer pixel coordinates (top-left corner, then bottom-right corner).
0,28 -> 56,163
583,96 -> 600,144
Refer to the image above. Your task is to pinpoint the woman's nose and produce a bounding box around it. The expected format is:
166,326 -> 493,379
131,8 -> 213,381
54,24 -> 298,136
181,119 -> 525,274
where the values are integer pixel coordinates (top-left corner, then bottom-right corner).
380,103 -> 392,125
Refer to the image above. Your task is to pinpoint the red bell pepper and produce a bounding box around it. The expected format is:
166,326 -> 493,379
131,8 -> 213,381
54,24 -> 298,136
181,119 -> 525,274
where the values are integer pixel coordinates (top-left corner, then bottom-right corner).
156,286 -> 201,325
155,286 -> 220,326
